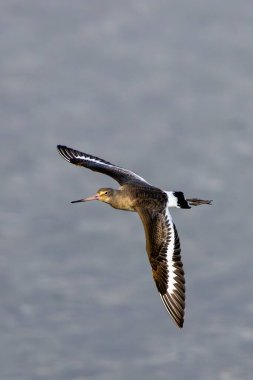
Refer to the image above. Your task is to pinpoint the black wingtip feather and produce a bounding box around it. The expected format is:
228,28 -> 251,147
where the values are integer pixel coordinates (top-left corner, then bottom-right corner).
57,145 -> 76,162
160,293 -> 185,328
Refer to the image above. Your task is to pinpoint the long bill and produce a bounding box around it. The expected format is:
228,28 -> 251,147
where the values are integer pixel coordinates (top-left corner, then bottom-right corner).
71,194 -> 99,203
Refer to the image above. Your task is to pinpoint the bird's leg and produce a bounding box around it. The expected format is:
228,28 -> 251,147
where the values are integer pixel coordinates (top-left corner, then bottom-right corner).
186,198 -> 212,206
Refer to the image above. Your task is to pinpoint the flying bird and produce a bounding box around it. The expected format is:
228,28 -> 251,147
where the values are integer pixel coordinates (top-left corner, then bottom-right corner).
57,145 -> 212,328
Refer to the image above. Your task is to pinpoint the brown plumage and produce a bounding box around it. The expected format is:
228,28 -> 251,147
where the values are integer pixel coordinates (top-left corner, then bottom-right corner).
57,145 -> 212,328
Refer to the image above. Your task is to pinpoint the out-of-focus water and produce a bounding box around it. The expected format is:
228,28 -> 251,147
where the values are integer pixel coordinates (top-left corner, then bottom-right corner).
1,1 -> 253,379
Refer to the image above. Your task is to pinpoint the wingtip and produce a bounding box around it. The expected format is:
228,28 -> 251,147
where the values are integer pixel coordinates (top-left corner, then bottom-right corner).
174,316 -> 184,328
57,145 -> 74,163
57,145 -> 64,153
160,293 -> 185,329
171,316 -> 184,329
57,145 -> 65,156
57,144 -> 66,151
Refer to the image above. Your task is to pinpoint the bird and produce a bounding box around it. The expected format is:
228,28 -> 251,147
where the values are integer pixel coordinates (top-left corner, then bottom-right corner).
57,145 -> 212,328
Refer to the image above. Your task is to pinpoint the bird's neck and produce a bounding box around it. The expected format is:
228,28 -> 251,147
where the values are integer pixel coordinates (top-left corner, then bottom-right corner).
109,189 -> 135,211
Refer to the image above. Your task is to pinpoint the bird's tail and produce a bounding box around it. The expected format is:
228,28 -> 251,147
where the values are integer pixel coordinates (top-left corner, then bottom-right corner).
186,198 -> 212,206
166,192 -> 212,208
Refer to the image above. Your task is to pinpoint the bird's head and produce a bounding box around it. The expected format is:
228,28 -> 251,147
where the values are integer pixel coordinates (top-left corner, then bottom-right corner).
71,187 -> 114,204
96,188 -> 115,203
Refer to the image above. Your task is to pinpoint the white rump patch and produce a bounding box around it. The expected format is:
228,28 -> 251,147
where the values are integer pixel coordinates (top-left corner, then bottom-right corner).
164,191 -> 180,208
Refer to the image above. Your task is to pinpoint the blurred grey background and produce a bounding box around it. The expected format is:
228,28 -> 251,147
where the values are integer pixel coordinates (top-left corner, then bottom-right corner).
1,1 -> 253,379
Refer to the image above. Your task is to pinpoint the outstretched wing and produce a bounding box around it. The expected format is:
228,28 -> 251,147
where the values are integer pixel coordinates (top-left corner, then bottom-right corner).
57,145 -> 149,186
137,207 -> 185,328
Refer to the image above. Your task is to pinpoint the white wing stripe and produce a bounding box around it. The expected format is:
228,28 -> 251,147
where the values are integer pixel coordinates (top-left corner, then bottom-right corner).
59,149 -> 114,167
78,156 -> 147,183
57,145 -> 148,184
72,155 -> 114,166
165,207 -> 178,294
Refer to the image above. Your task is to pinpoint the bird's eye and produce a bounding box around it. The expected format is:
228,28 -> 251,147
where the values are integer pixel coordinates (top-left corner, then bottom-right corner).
104,191 -> 108,195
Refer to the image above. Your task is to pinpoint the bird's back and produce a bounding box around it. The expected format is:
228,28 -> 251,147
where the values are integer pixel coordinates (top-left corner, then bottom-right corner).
120,184 -> 168,213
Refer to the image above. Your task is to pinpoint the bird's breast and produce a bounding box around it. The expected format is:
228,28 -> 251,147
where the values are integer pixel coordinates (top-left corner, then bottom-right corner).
110,193 -> 136,211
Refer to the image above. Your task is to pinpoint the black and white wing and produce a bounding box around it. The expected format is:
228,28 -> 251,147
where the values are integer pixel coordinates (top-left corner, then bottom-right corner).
137,206 -> 185,328
57,145 -> 149,186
